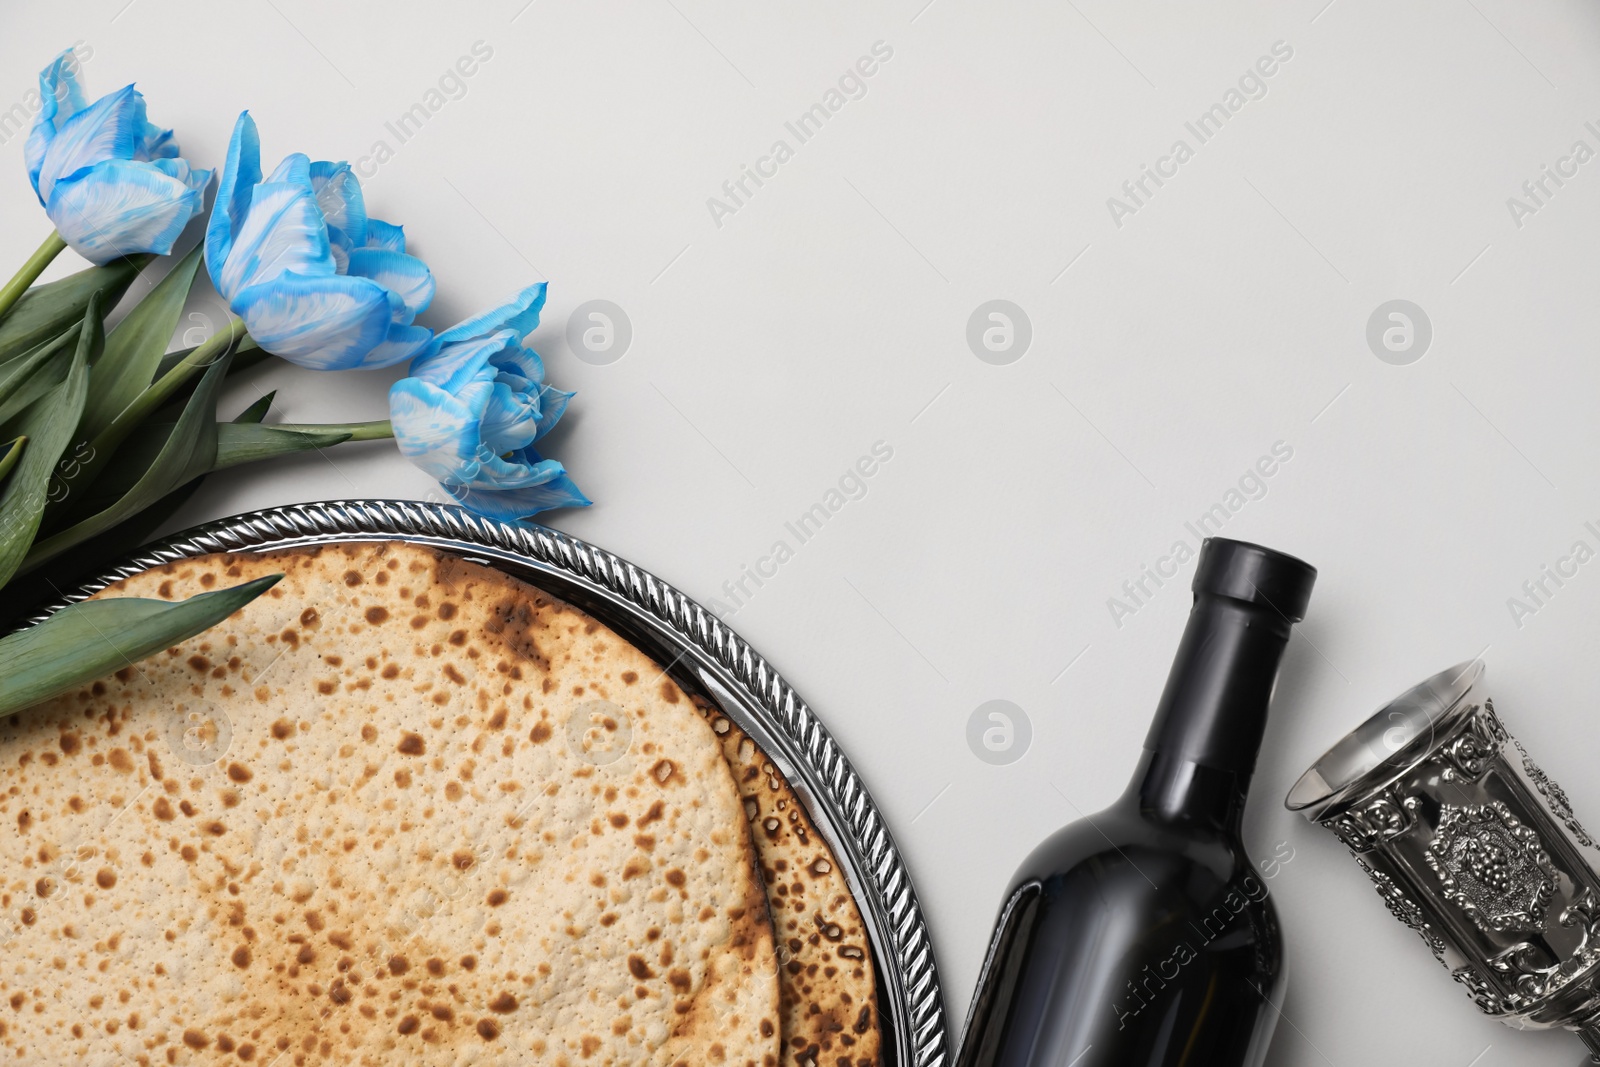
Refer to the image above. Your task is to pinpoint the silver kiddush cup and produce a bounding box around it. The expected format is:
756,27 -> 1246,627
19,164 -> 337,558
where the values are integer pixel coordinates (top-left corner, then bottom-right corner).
1287,661 -> 1600,1059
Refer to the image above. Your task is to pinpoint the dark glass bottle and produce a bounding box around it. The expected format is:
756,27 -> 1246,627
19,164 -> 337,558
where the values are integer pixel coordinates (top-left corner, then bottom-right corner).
956,537 -> 1316,1067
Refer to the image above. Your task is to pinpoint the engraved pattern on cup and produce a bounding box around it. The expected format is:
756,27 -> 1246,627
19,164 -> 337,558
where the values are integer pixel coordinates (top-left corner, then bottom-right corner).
1425,801 -> 1556,934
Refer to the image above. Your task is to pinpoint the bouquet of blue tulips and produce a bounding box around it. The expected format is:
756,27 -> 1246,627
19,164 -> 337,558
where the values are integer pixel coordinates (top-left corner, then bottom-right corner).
0,48 -> 588,715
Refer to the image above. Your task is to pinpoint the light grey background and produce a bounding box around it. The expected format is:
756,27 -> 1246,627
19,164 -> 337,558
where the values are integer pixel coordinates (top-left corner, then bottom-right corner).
5,1 -> 1600,1063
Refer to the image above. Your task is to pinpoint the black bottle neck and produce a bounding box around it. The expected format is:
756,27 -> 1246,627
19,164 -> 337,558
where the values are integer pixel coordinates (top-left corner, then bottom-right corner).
1125,749 -> 1252,832
1132,592 -> 1293,828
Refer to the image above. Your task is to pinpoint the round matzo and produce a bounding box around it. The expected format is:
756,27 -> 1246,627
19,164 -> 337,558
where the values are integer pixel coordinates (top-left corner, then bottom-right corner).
0,542 -> 780,1067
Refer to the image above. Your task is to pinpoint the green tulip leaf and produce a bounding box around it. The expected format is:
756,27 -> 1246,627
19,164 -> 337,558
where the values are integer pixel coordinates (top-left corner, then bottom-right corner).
0,474 -> 207,624
153,335 -> 268,405
212,423 -> 352,470
0,324 -> 78,428
0,573 -> 282,716
79,246 -> 204,440
233,390 -> 276,425
0,258 -> 140,366
47,422 -> 171,523
155,334 -> 263,377
0,437 -> 24,484
0,295 -> 101,588
41,419 -> 345,525
36,386 -> 279,536
24,346 -> 230,570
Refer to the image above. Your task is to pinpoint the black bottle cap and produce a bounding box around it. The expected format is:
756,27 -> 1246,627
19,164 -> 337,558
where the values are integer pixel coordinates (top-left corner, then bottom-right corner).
1193,538 -> 1317,622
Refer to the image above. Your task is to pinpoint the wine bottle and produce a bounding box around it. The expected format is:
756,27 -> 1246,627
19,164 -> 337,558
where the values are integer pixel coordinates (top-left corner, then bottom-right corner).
955,537 -> 1316,1067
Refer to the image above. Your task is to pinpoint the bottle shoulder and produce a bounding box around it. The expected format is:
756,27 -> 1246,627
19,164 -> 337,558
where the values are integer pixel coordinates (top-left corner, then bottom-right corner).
1008,806 -> 1256,901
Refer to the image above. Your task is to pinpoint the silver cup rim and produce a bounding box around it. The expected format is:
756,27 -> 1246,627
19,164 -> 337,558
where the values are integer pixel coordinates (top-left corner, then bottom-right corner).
1286,658 -> 1485,818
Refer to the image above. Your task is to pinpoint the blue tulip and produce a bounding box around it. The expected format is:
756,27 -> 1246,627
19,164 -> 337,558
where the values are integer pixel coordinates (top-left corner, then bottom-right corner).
24,49 -> 210,265
205,112 -> 436,371
389,283 -> 589,521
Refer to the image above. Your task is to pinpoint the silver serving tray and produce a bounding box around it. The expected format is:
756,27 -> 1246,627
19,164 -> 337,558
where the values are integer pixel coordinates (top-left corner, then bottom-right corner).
30,499 -> 948,1067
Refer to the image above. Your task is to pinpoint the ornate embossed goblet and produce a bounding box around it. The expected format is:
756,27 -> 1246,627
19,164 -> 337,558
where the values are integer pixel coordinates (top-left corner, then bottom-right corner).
1287,661 -> 1600,1059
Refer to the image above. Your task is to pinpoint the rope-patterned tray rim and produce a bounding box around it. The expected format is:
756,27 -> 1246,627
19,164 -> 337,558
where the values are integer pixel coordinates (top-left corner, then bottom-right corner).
28,498 -> 949,1067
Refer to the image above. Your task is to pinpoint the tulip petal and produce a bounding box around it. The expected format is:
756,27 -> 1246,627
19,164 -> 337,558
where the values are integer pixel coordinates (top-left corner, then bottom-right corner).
150,156 -> 212,195
217,178 -> 334,298
326,231 -> 351,275
26,50 -> 90,197
309,161 -> 368,249
263,152 -> 311,188
533,384 -> 574,440
346,248 -> 434,324
451,377 -> 496,422
408,331 -> 510,393
493,369 -> 532,394
436,282 -> 546,345
126,88 -> 175,163
206,112 -> 263,289
34,84 -> 142,205
389,376 -> 486,482
466,447 -> 566,491
364,218 -> 406,253
135,121 -> 175,162
47,159 -> 205,264
37,50 -> 90,124
448,464 -> 591,522
357,321 -> 438,370
495,345 -> 546,387
479,381 -> 541,456
232,272 -> 395,371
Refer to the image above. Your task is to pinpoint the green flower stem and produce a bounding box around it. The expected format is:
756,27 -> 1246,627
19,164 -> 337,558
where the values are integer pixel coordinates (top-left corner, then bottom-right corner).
272,420 -> 394,442
0,232 -> 69,326
92,316 -> 248,458
0,437 -> 25,483
43,317 -> 249,517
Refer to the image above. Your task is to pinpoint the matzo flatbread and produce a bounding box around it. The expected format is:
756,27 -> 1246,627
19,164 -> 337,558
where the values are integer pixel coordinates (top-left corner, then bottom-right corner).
697,700 -> 880,1067
0,542 -> 780,1067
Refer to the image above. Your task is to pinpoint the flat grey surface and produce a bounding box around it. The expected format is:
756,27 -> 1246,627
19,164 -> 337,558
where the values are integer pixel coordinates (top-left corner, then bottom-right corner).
5,2 -> 1600,1063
